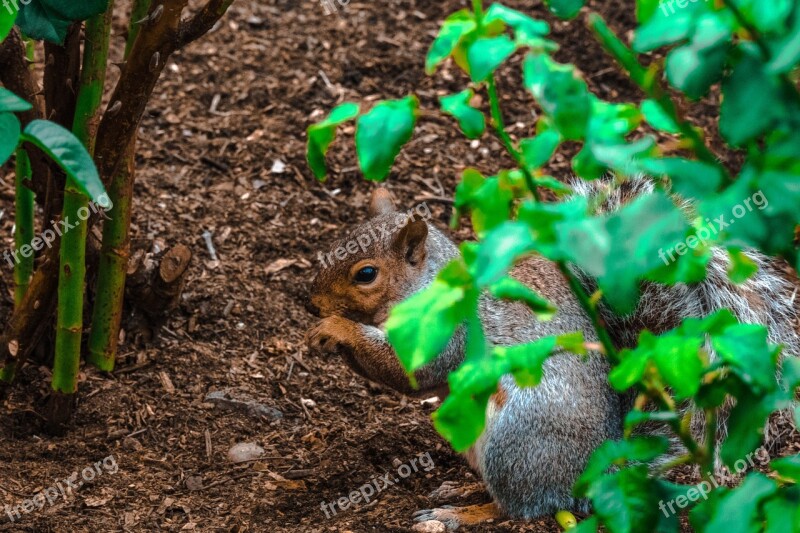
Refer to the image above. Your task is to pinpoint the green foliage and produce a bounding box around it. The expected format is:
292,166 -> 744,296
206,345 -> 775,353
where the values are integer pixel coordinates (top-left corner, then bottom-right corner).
307,0 -> 800,530
0,5 -> 17,42
21,120 -> 108,206
440,89 -> 485,139
355,96 -> 419,181
15,0 -> 111,43
306,102 -> 359,181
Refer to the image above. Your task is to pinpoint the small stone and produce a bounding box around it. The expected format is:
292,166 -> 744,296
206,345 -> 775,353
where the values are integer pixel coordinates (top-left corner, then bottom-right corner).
300,398 -> 316,408
413,521 -> 446,533
122,437 -> 143,451
185,475 -> 204,491
227,442 -> 265,463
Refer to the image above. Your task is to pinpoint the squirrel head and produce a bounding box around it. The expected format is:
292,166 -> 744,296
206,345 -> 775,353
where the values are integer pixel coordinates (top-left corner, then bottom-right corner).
308,188 -> 433,326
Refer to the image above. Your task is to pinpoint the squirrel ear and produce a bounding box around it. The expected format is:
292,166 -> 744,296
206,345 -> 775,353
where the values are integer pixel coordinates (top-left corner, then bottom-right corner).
369,188 -> 396,217
392,218 -> 428,265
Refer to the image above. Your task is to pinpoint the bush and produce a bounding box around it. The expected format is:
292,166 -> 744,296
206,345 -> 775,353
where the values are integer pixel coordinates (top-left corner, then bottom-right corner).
308,0 -> 800,530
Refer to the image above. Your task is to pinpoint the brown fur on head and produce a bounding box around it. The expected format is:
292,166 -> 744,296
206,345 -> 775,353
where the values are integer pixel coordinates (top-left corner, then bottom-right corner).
308,188 -> 430,326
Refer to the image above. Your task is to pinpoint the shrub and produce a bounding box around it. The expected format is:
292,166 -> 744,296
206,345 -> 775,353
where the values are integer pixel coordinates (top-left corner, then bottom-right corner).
308,0 -> 800,530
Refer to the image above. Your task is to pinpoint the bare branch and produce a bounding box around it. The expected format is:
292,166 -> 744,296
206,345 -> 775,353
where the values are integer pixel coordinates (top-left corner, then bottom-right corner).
177,0 -> 235,48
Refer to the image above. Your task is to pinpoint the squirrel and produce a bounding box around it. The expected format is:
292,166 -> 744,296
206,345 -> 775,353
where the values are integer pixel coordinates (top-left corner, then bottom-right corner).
306,178 -> 800,530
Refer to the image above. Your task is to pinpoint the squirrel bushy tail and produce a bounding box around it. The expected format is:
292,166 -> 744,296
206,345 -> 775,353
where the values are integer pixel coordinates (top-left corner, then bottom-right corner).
570,177 -> 800,355
570,177 -> 800,456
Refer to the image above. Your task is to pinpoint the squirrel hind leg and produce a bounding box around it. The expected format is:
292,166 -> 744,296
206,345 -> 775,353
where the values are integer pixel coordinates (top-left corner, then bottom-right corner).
412,502 -> 501,531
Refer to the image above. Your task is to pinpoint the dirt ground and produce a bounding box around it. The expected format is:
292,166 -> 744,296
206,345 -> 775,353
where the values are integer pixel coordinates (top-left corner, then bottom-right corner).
0,0 -> 794,532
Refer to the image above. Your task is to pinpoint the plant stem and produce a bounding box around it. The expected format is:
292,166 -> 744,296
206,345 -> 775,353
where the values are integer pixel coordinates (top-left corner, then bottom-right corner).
52,6 -> 113,400
2,40 -> 38,386
13,148 -> 34,308
6,148 -> 35,384
587,13 -> 720,169
485,72 -> 619,363
87,139 -> 134,371
88,0 -> 150,372
472,0 -> 483,22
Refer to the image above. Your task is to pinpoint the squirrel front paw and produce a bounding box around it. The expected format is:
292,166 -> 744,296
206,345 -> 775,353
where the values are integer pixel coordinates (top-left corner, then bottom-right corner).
306,316 -> 357,355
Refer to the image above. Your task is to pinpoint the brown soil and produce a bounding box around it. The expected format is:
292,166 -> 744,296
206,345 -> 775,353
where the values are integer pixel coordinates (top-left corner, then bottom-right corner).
0,1 -> 794,532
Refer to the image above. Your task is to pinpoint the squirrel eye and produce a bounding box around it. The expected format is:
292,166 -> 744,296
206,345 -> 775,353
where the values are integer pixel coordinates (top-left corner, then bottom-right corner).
354,266 -> 378,284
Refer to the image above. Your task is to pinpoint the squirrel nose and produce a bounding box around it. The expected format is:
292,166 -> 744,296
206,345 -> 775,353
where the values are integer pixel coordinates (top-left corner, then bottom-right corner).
305,297 -> 321,317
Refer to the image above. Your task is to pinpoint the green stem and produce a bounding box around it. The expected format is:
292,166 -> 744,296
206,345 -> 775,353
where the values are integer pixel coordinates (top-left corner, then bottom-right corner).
87,0 -> 149,372
2,41 -> 37,386
13,148 -> 34,308
52,6 -> 113,394
485,72 -> 619,363
487,77 -> 541,201
471,0 -> 483,22
87,140 -> 133,371
587,13 -> 720,169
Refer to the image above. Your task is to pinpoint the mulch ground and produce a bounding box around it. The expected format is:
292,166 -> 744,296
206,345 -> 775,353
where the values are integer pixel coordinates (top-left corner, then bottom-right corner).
0,0 -> 795,531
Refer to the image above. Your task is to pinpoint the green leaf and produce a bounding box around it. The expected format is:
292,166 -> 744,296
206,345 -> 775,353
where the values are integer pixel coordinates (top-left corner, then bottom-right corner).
39,0 -> 110,21
500,338 -> 558,387
465,35 -> 517,82
721,50 -> 784,146
665,13 -> 731,99
472,221 -> 535,286
771,455 -> 800,483
702,474 -> 778,533
559,190 -> 690,313
721,391 -> 781,468
731,0 -> 793,34
636,0 -> 661,24
0,2 -> 17,42
0,112 -> 21,165
633,0 -> 712,52
587,467 -> 662,533
763,489 -> 800,533
425,10 -> 477,74
640,99 -> 680,133
386,267 -> 472,373
576,437 -> 670,494
306,102 -> 360,181
14,0 -> 108,44
727,248 -> 758,283
21,119 -> 107,206
520,130 -> 561,170
484,4 -> 550,42
15,0 -> 71,43
488,276 -> 556,320
440,90 -> 485,139
523,53 -> 591,140
767,3 -> 800,74
640,157 -> 724,199
0,88 -> 33,112
355,96 -> 418,181
712,324 -> 779,394
543,0 -> 584,20
453,169 -> 514,237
